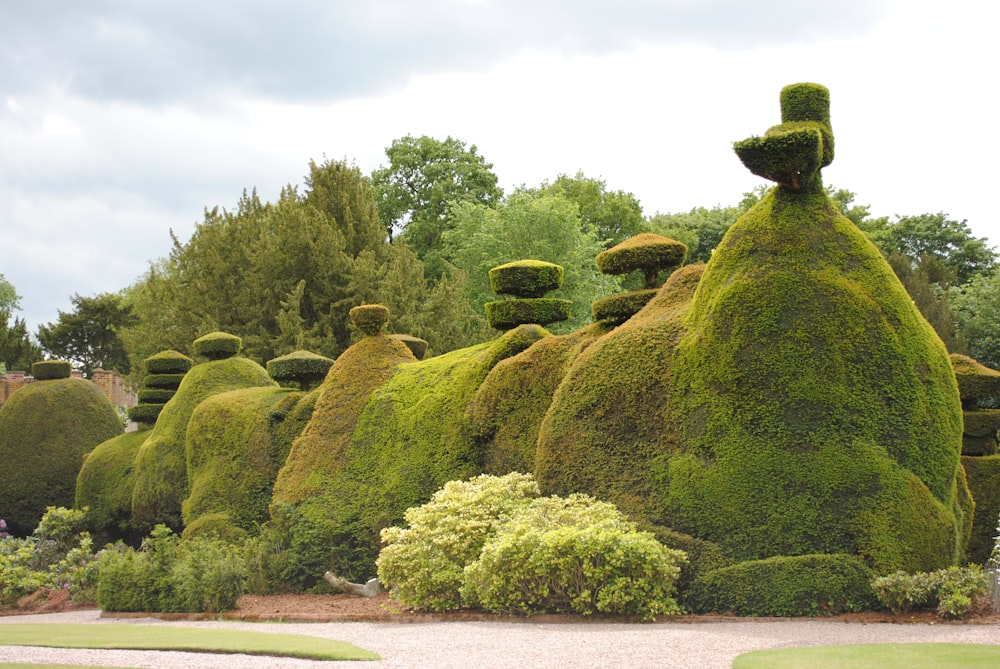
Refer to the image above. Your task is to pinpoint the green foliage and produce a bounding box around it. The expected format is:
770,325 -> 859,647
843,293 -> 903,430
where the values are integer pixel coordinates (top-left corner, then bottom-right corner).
485,297 -> 572,330
127,403 -> 164,424
951,353 -> 1000,405
349,304 -> 390,336
488,260 -> 564,297
594,233 -> 687,287
137,388 -> 175,403
0,307 -> 43,373
192,331 -> 242,360
536,263 -> 704,523
130,353 -> 276,532
183,386 -> 305,535
389,334 -> 428,360
36,292 -> 136,378
31,359 -> 71,379
376,472 -> 540,611
644,524 -> 731,605
266,350 -> 333,390
462,494 -> 686,620
0,274 -> 19,312
96,525 -> 246,613
442,191 -> 621,334
75,430 -> 148,546
664,187 -> 964,573
688,554 -> 876,617
142,373 -> 187,389
591,289 -> 658,323
871,566 -> 989,619
144,349 -> 194,374
534,171 -> 646,248
371,134 -> 503,266
0,377 -> 122,536
962,455 -> 1000,564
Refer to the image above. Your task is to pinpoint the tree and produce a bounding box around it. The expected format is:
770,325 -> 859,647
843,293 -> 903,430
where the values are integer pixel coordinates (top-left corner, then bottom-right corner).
0,273 -> 19,312
371,135 -> 503,275
441,190 -> 619,333
0,274 -> 42,373
953,269 -> 1000,371
535,172 -> 646,248
36,292 -> 136,378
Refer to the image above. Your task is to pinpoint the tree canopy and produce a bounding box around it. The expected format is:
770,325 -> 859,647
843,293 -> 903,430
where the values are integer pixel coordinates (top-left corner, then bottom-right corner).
533,172 -> 646,248
0,274 -> 42,374
37,292 -> 136,378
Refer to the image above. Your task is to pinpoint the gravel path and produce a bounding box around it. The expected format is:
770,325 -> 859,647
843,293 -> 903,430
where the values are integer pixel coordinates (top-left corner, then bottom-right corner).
2,610 -> 999,668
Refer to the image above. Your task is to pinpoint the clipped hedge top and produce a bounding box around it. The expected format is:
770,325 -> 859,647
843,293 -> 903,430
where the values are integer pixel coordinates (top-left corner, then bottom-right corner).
192,331 -> 243,360
390,334 -> 429,360
350,304 -> 390,336
267,350 -> 335,385
595,233 -> 687,278
32,359 -> 72,380
950,353 -> 1000,401
145,349 -> 194,374
485,298 -> 572,330
489,260 -> 564,298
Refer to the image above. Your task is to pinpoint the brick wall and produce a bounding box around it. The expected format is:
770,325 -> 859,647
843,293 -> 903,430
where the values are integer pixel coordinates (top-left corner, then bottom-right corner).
0,368 -> 137,411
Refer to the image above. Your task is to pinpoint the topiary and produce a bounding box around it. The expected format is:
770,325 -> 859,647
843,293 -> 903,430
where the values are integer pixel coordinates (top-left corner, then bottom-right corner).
129,350 -> 194,428
591,233 -> 687,325
144,350 -> 194,375
0,376 -> 123,536
75,429 -> 148,546
349,304 -> 390,336
31,360 -> 72,380
687,554 -> 876,617
484,298 -> 573,330
389,334 -> 429,360
962,455 -> 1000,564
484,260 -> 572,331
266,350 -> 334,390
192,331 -> 243,360
489,260 -> 564,298
950,354 -> 1000,456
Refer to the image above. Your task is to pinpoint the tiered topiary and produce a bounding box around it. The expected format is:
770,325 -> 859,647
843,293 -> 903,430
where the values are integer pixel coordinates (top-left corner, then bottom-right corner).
951,353 -> 1000,564
662,83 -> 967,581
130,332 -> 277,532
267,350 -> 335,390
0,361 -> 122,536
591,233 -> 688,324
484,260 -> 572,330
128,350 -> 194,427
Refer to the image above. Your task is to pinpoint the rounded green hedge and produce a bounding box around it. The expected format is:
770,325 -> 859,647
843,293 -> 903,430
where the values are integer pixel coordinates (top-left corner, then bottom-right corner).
0,377 -> 123,535
266,350 -> 334,389
687,553 -> 875,617
594,233 -> 687,281
488,260 -> 564,298
143,373 -> 188,390
32,360 -> 72,380
590,289 -> 658,324
389,334 -> 429,360
951,353 -> 1000,405
192,332 -> 243,360
75,429 -> 148,546
128,403 -> 165,425
485,298 -> 572,330
350,304 -> 390,336
144,350 -> 194,375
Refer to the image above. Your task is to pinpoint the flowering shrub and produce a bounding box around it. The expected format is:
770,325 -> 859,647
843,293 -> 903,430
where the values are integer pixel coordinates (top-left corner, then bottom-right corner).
462,495 -> 686,620
871,565 -> 990,619
377,472 -> 539,611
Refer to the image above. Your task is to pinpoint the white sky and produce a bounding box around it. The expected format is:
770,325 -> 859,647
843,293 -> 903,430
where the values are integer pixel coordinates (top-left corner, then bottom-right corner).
1,0 -> 997,333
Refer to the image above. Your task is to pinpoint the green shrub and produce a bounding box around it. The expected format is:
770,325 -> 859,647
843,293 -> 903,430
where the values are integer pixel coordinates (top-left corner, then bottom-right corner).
377,473 -> 539,611
591,289 -> 658,324
266,350 -> 334,390
951,353 -> 1000,406
137,388 -> 176,404
142,373 -> 188,389
644,524 -> 730,605
127,403 -> 164,424
76,431 -> 147,546
462,495 -> 686,620
96,525 -> 246,613
872,565 -> 989,619
144,350 -> 194,375
594,233 -> 687,287
962,455 -> 1000,564
389,334 -> 429,360
192,331 -> 243,360
488,260 -> 564,297
688,554 -> 876,617
485,297 -> 572,330
32,360 -> 72,379
349,304 -> 390,336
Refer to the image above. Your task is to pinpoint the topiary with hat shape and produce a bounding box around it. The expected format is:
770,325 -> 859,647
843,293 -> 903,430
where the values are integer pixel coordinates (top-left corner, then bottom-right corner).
591,233 -> 688,324
484,260 -> 572,330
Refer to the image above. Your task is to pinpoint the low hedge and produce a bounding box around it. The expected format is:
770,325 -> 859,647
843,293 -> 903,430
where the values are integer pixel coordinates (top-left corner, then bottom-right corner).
32,360 -> 72,380
687,553 -> 877,616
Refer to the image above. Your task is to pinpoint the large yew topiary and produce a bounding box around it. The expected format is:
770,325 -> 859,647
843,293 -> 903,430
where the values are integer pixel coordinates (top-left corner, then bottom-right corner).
129,350 -> 193,427
962,455 -> 1000,564
0,376 -> 123,536
592,233 -> 688,324
75,429 -> 148,545
661,84 -> 965,575
130,333 -> 276,532
484,260 -> 572,330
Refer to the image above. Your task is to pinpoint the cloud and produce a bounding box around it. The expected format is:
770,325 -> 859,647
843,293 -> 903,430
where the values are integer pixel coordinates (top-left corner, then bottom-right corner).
3,1 -> 889,105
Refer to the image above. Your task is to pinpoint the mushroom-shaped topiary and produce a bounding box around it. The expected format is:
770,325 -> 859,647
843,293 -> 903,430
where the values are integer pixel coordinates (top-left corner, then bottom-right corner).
267,350 -> 335,390
32,360 -> 72,380
350,304 -> 390,336
390,334 -> 429,360
145,349 -> 195,375
192,331 -> 243,360
733,82 -> 834,193
591,233 -> 688,324
484,260 -> 572,331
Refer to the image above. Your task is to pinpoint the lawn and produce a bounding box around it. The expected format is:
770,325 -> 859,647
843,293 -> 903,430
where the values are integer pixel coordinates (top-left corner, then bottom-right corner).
733,643 -> 1000,668
0,623 -> 378,662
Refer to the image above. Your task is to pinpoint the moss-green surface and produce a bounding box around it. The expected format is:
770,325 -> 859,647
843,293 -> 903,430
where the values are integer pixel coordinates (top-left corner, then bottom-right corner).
662,187 -> 964,572
287,326 -> 547,578
183,386 -> 307,534
962,455 -> 1000,564
75,429 -> 149,545
536,264 -> 704,522
468,322 -> 612,474
951,353 -> 1000,404
130,356 -> 276,531
0,378 -> 123,535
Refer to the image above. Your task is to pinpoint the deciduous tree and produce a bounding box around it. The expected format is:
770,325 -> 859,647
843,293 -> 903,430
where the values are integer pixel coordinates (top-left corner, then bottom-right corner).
36,292 -> 136,378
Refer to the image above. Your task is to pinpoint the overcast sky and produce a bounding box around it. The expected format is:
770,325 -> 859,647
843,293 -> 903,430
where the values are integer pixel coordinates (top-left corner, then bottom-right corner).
2,0 -> 997,333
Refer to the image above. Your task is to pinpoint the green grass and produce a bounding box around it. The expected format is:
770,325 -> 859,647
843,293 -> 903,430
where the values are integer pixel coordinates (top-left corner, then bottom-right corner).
733,643 -> 1000,668
0,623 -> 379,661
0,665 -> 139,669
